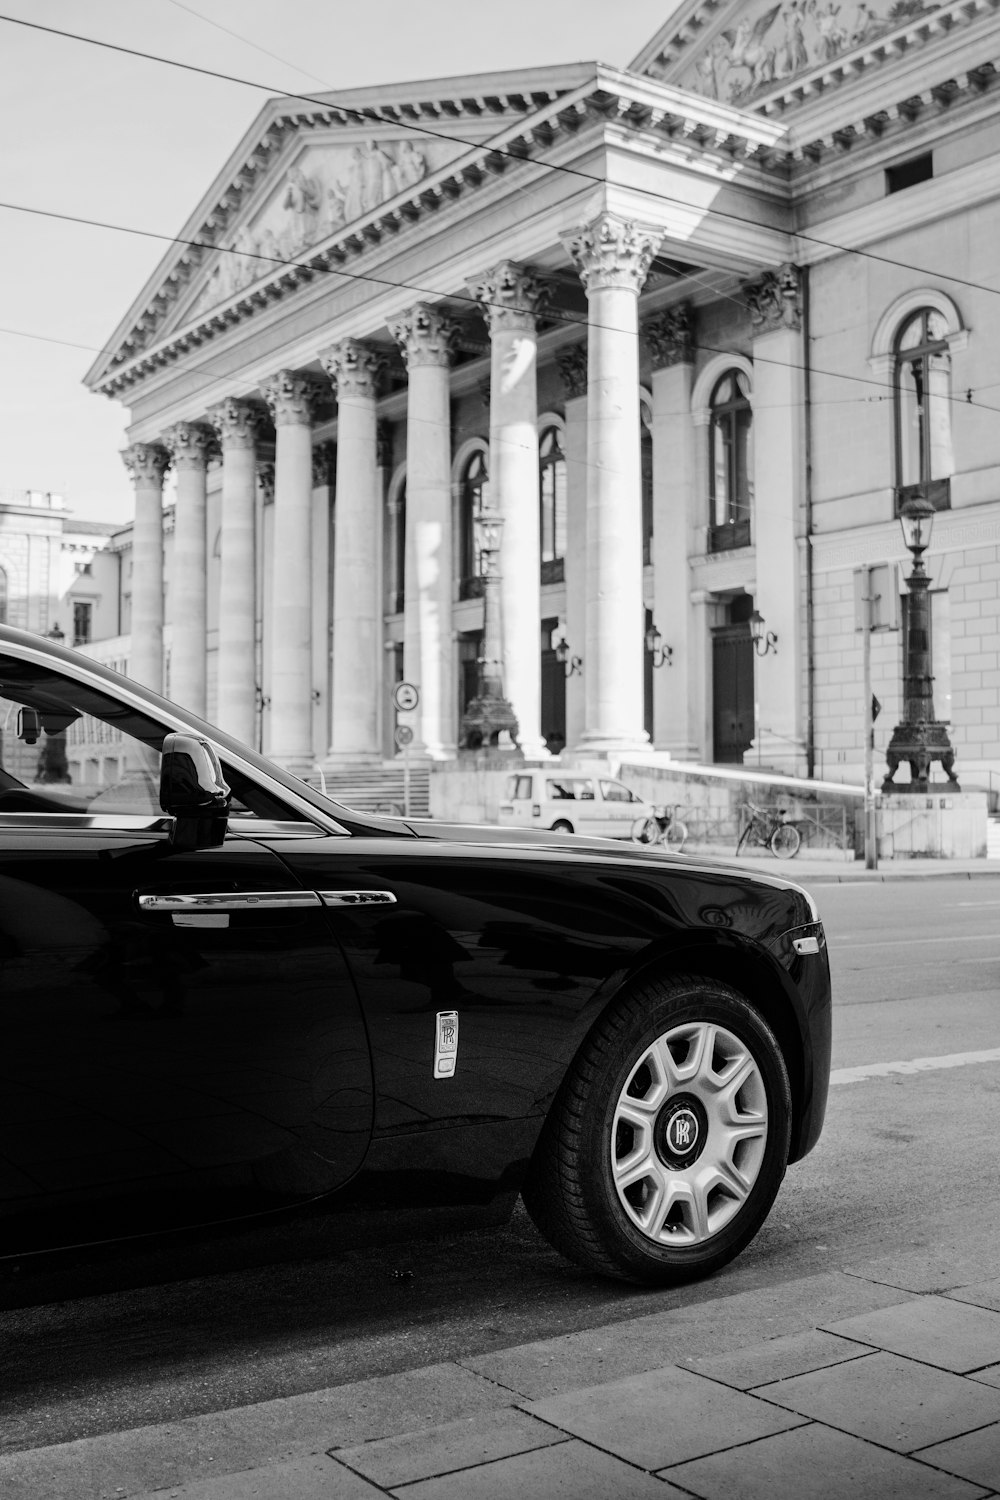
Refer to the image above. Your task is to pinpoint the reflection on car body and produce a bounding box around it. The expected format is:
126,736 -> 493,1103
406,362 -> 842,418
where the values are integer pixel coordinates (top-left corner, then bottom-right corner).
0,625 -> 831,1284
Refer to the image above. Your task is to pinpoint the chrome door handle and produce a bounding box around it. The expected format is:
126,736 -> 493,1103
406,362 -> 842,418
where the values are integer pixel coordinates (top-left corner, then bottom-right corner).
318,890 -> 397,907
137,891 -> 323,912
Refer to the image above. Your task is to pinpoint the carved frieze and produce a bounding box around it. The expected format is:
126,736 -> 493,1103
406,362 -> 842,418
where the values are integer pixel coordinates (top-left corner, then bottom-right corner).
470,260 -> 548,335
642,304 -> 695,369
163,421 -> 217,470
557,345 -> 588,401
209,397 -> 262,450
262,369 -> 321,427
121,443 -> 170,487
391,303 -> 458,369
319,340 -> 386,400
562,214 -> 661,296
742,263 -> 803,335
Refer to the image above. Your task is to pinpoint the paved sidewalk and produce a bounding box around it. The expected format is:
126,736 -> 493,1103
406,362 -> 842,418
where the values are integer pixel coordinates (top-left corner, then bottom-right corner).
6,1239 -> 1000,1500
709,850 -> 1000,884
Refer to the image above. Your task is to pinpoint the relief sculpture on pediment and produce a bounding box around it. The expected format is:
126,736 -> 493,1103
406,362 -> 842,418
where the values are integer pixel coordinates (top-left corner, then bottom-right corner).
663,0 -> 940,108
189,136 -> 442,320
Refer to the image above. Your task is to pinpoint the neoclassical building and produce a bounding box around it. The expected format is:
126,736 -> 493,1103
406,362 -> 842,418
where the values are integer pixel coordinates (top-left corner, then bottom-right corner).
85,0 -> 1000,788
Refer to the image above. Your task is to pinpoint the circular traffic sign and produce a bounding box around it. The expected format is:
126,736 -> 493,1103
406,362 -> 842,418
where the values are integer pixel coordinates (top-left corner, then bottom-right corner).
393,681 -> 419,712
394,724 -> 414,747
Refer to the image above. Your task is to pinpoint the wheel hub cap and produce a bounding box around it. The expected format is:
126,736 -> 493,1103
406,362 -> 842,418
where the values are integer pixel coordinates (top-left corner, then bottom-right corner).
655,1095 -> 707,1169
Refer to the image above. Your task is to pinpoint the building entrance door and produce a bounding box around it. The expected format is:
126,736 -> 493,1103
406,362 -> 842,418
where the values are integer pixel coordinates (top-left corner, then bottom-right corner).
712,624 -> 754,763
540,618 -> 566,755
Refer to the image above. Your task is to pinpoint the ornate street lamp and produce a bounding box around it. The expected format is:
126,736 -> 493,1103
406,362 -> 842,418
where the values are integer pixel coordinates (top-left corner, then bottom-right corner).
749,610 -> 778,657
882,497 -> 959,793
554,636 -> 583,678
643,622 -> 673,669
459,507 -> 519,751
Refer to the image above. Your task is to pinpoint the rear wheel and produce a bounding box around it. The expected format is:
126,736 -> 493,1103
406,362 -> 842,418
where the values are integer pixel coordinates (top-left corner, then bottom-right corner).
631,815 -> 660,846
522,976 -> 792,1284
664,818 -> 688,850
551,819 -> 574,834
770,823 -> 801,859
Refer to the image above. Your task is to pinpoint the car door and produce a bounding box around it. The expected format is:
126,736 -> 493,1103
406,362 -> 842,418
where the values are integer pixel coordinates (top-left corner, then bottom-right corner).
0,674 -> 373,1257
599,779 -> 637,839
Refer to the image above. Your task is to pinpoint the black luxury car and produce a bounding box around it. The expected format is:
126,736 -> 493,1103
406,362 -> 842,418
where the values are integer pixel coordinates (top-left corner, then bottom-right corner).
0,625 -> 831,1284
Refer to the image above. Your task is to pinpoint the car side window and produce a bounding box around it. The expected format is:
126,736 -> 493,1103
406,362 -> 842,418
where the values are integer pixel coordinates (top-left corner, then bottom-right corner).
600,781 -> 632,803
511,775 -> 533,800
576,779 -> 595,800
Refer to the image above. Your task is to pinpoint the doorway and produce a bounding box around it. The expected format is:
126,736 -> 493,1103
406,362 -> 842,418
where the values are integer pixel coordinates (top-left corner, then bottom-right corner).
712,595 -> 755,764
540,618 -> 566,755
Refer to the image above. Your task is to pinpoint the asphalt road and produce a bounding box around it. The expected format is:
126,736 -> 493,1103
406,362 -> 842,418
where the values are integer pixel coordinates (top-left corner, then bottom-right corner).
4,877 -> 1000,1456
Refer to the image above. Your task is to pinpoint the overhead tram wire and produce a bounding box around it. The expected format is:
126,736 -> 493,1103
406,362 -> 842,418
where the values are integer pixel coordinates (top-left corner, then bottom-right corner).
3,197 -> 999,425
161,0 -> 329,89
3,11 -> 1000,305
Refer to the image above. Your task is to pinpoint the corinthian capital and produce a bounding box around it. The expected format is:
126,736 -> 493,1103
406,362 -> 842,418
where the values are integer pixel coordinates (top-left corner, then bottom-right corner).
471,260 -> 548,335
562,213 -> 661,296
391,303 -> 457,369
121,442 -> 170,487
262,369 -> 320,427
642,304 -> 695,369
319,339 -> 385,400
209,397 -> 262,450
164,421 -> 216,470
742,264 -> 803,335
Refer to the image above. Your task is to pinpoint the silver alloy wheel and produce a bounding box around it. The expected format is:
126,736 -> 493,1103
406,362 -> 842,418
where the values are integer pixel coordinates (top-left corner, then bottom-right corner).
611,1021 -> 768,1246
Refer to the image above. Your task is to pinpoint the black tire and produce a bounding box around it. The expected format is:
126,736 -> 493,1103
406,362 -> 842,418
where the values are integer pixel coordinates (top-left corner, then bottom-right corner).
665,818 -> 687,850
770,823 -> 801,859
521,976 -> 792,1284
631,815 -> 660,846
551,819 -> 574,834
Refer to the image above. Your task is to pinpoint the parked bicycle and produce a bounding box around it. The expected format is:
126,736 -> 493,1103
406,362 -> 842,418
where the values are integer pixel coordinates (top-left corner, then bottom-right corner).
735,801 -> 801,859
631,803 -> 688,850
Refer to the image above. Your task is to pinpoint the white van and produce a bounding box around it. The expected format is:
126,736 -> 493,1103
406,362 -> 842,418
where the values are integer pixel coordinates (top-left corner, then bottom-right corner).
498,770 -> 653,840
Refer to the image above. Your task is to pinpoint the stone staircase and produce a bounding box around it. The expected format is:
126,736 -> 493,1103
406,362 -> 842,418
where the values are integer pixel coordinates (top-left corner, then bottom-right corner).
309,761 -> 431,818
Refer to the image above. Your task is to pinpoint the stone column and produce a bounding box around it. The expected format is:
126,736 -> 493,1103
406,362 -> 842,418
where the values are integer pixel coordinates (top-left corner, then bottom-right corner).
311,441 -> 336,763
391,303 -> 456,760
743,264 -> 806,773
472,261 -> 547,759
208,398 -> 261,746
563,213 -> 661,752
163,422 -> 213,717
643,305 -> 699,759
121,442 -> 170,693
262,370 -> 319,777
320,341 -> 384,764
557,345 -> 588,751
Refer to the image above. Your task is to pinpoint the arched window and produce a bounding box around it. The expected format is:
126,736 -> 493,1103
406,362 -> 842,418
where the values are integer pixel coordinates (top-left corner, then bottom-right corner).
894,307 -> 954,508
386,472 -> 406,615
708,369 -> 753,552
459,448 -> 490,599
539,426 -> 566,583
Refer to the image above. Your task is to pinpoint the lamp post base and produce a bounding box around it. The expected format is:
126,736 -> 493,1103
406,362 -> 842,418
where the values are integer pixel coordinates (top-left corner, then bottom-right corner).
882,720 -> 959,794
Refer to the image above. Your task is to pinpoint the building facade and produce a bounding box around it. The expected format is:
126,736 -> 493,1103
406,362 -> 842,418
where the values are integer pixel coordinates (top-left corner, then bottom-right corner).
84,1 -> 1000,788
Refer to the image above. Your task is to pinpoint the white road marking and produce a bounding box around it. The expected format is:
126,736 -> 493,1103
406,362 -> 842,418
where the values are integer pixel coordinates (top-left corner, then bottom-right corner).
831,1048 -> 1000,1085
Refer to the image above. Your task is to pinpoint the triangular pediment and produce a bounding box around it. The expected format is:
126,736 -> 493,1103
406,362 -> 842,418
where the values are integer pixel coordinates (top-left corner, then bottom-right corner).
632,0 -> 946,110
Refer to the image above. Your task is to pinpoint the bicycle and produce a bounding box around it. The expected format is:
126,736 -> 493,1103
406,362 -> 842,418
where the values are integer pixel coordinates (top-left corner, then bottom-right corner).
735,801 -> 801,859
631,804 -> 688,851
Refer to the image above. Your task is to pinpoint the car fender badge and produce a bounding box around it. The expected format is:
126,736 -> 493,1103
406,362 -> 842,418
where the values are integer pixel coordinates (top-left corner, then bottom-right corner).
434,1010 -> 459,1078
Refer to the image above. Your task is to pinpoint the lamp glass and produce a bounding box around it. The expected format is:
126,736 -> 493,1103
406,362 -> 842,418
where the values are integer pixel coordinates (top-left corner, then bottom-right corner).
899,498 -> 935,555
749,609 -> 765,644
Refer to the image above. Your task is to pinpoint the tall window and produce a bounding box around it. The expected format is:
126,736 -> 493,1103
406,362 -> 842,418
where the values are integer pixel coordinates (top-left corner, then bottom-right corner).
387,481 -> 405,615
72,600 -> 93,646
640,399 -> 653,565
459,449 -> 490,599
0,568 -> 7,624
894,308 -> 954,509
708,369 -> 753,552
539,426 -> 566,583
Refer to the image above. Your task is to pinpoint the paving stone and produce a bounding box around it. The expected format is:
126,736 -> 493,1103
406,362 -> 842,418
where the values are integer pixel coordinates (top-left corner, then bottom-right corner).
524,1364 -> 805,1469
0,1363 -> 504,1500
844,1238 -> 1000,1295
462,1271 -> 918,1400
949,1278 -> 1000,1315
334,1409 -> 564,1488
130,1454 -> 384,1498
661,1421 -> 990,1500
969,1366 -> 1000,1391
916,1424 -> 1000,1489
680,1329 -> 873,1390
754,1351 -> 1000,1453
822,1295 -> 1000,1373
387,1438 -> 690,1499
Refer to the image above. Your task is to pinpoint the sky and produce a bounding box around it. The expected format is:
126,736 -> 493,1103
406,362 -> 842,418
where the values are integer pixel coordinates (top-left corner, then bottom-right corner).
0,0 -> 676,524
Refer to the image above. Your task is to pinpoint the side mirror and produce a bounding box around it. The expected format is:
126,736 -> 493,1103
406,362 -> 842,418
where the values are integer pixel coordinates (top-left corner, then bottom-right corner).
159,732 -> 231,850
